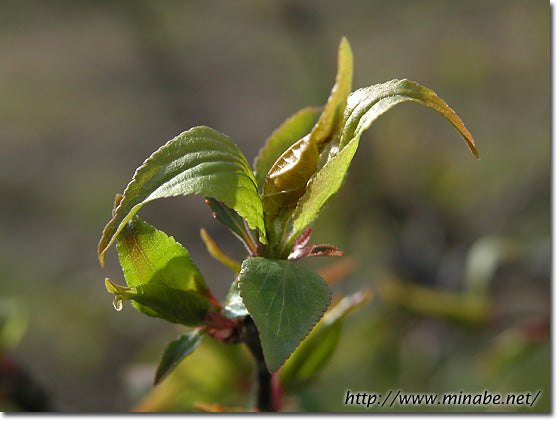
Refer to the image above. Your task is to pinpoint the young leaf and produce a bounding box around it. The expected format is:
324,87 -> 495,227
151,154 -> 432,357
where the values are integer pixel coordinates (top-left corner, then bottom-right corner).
106,279 -> 216,326
262,135 -> 320,219
289,137 -> 360,244
112,217 -> 218,325
254,107 -> 321,192
308,36 -> 353,146
340,79 -> 478,156
117,217 -> 211,298
98,126 -> 266,266
260,37 -> 353,224
154,331 -> 203,385
289,79 -> 479,243
238,257 -> 331,373
205,198 -> 257,254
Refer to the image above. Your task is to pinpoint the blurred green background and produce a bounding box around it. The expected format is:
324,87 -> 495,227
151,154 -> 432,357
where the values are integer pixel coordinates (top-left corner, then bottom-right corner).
0,0 -> 549,412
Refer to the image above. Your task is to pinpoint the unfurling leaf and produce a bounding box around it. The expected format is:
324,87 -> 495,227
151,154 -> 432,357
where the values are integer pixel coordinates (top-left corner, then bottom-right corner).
109,216 -> 218,325
261,38 -> 353,224
238,257 -> 331,373
155,331 -> 203,385
254,107 -> 321,192
289,79 -> 479,244
262,135 -> 320,218
286,227 -> 344,261
98,126 -> 266,266
308,36 -> 353,147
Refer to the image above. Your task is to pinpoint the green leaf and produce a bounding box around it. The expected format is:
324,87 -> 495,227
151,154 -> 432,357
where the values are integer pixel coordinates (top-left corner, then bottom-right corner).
261,135 -> 320,221
340,79 -> 479,156
107,278 -> 215,326
280,290 -> 371,391
205,198 -> 257,253
98,126 -> 266,266
260,37 -> 353,227
154,331 -> 203,385
289,79 -> 479,242
238,257 -> 331,373
254,107 -> 321,192
117,217 -> 210,297
308,36 -> 353,146
289,136 -> 360,243
109,217 -> 218,325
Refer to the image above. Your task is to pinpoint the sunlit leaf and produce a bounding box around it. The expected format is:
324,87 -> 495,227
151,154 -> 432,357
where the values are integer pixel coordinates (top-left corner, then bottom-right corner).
238,257 -> 331,373
308,36 -> 353,146
116,217 -> 210,296
289,137 -> 360,243
98,126 -> 266,266
106,278 -> 216,326
262,135 -> 320,221
254,107 -> 321,191
109,217 -> 218,325
200,228 -> 242,275
154,331 -> 203,385
339,79 -> 478,155
260,37 -> 353,226
289,79 -> 479,242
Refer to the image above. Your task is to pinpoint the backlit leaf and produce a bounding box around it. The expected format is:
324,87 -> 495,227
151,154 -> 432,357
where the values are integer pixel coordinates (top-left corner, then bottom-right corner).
260,37 -> 353,225
106,279 -> 216,326
340,79 -> 478,155
254,107 -> 321,192
289,79 -> 479,242
98,126 -> 266,266
308,36 -> 353,146
110,217 -> 218,325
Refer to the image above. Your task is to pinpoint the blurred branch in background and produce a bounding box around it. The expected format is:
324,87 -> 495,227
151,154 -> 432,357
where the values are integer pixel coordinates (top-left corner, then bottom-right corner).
0,299 -> 54,411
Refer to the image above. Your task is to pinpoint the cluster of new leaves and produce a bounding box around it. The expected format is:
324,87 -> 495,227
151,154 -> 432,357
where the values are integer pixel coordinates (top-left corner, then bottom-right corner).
98,37 -> 478,384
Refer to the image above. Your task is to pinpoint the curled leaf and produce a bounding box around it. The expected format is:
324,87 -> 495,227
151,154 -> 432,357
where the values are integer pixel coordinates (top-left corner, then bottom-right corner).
289,78 -> 479,245
261,37 -> 354,228
108,217 -> 219,325
98,126 -> 266,266
262,135 -> 320,218
254,107 -> 321,191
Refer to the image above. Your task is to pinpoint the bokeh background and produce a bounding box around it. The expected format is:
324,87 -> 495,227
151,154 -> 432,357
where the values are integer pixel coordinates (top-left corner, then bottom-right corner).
0,0 -> 550,412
